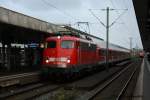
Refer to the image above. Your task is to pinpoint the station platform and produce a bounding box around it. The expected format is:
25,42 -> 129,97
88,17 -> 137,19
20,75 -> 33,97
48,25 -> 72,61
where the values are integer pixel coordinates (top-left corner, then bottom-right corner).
0,67 -> 40,77
133,57 -> 150,100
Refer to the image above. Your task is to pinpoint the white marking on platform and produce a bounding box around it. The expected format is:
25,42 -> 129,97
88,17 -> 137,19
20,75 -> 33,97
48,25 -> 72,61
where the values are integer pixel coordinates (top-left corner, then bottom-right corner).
146,59 -> 150,72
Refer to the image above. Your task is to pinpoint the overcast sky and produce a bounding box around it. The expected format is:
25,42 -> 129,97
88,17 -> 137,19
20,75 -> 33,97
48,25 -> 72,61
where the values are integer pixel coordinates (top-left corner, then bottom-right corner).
0,0 -> 143,49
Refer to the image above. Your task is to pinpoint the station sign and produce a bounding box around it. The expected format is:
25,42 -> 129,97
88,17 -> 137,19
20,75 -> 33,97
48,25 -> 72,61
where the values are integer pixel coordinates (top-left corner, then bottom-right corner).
28,43 -> 39,48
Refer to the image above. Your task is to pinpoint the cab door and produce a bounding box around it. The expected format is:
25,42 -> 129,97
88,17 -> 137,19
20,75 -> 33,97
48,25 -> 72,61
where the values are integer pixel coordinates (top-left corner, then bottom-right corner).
77,41 -> 81,65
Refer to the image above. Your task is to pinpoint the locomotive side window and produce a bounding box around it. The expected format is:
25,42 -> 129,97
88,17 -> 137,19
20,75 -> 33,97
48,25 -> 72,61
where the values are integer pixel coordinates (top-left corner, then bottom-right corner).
101,49 -> 105,56
80,42 -> 88,50
80,42 -> 96,51
90,44 -> 96,51
47,41 -> 56,48
61,40 -> 74,49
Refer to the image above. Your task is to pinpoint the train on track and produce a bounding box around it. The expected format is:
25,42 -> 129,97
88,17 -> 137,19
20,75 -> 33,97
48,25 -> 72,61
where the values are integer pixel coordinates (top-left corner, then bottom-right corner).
42,28 -> 131,77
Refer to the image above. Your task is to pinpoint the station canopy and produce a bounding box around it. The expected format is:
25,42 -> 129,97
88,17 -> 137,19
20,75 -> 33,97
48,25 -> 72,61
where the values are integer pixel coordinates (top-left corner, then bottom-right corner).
133,0 -> 150,52
0,7 -> 64,44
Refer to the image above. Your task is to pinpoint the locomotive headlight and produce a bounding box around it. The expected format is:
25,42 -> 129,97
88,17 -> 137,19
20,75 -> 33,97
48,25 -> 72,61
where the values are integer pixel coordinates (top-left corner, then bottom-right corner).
67,59 -> 70,63
45,59 -> 49,63
45,57 -> 49,63
57,36 -> 61,39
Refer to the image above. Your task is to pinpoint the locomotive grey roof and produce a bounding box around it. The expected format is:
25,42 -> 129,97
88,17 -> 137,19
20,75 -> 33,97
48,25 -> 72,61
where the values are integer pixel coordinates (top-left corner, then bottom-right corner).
91,37 -> 129,52
61,25 -> 104,41
62,25 -> 130,53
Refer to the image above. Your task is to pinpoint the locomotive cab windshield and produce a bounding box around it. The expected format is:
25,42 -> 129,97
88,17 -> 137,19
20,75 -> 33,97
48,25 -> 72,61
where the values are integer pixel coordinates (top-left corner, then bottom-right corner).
45,40 -> 75,49
61,40 -> 74,49
46,40 -> 56,48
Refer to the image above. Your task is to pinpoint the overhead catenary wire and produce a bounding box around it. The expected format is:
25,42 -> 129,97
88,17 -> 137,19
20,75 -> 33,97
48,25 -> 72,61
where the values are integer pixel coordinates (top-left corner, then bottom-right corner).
108,0 -> 132,36
109,9 -> 127,27
89,9 -> 106,27
89,8 -> 124,42
89,8 -> 127,28
41,0 -> 98,34
78,24 -> 88,33
76,22 -> 91,34
108,0 -> 137,48
88,10 -> 107,35
106,0 -> 128,28
108,0 -> 120,14
41,0 -> 79,21
121,0 -> 128,10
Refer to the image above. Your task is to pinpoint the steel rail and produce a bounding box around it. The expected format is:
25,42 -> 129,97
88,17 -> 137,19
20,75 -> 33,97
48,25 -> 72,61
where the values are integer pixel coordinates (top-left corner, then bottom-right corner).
0,82 -> 60,99
116,63 -> 138,100
0,71 -> 40,81
78,63 -> 133,100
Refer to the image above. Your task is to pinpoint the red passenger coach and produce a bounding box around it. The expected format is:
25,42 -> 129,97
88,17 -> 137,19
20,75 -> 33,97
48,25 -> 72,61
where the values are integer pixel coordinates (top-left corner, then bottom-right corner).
139,51 -> 144,58
42,30 -> 130,77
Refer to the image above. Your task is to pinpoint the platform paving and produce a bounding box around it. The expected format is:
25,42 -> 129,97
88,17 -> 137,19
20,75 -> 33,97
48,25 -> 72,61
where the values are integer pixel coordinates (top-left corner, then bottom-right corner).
133,57 -> 150,100
143,58 -> 150,100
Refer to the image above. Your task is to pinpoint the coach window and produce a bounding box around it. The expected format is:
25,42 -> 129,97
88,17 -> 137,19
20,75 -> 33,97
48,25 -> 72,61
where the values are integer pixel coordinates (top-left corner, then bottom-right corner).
100,49 -> 105,56
61,40 -> 74,49
47,41 -> 56,48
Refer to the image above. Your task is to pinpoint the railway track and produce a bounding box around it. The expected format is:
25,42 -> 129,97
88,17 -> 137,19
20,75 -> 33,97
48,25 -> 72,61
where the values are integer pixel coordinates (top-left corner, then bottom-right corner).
0,71 -> 41,87
0,59 -> 140,100
78,59 -> 141,100
0,71 -> 45,99
0,82 -> 61,100
0,70 -> 67,100
32,59 -> 134,100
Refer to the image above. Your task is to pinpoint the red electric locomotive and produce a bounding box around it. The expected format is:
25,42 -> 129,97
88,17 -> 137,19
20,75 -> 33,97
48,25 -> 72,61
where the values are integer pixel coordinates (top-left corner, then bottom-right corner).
42,31 -> 130,76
